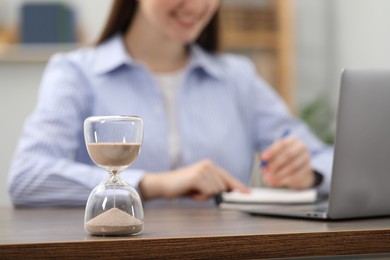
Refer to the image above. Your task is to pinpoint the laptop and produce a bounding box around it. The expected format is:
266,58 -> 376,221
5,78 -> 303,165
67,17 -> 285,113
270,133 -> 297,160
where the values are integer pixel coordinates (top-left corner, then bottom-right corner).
239,68 -> 390,220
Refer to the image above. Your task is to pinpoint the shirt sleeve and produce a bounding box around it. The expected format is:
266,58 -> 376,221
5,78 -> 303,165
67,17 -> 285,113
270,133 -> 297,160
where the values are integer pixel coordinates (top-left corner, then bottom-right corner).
7,54 -> 145,207
236,58 -> 334,194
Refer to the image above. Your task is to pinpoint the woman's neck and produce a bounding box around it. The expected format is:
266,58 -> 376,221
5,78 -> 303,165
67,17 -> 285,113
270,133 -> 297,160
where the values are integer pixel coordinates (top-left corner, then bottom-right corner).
124,14 -> 189,73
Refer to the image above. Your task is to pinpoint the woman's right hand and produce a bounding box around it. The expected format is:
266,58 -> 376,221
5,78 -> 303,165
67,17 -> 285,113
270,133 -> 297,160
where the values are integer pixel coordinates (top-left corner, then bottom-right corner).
139,159 -> 249,201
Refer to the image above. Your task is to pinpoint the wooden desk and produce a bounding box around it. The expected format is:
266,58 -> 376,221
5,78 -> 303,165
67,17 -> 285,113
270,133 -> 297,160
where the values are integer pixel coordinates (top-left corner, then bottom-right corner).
1,206 -> 390,259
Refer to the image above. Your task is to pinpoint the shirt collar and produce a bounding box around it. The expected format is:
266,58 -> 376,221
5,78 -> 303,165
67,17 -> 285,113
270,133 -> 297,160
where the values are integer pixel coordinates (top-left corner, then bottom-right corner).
93,34 -> 224,80
93,34 -> 133,75
188,44 -> 224,80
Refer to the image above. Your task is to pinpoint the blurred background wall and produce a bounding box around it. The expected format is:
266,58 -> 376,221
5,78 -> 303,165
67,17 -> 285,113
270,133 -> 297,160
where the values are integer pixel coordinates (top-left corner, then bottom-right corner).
1,0 -> 390,207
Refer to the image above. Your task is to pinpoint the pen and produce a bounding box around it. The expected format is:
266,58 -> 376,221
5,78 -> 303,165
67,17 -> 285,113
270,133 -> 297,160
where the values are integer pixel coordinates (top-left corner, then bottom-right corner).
260,129 -> 291,169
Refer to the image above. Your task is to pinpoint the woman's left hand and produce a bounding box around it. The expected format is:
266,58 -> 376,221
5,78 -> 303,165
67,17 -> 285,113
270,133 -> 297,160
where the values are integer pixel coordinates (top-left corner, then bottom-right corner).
259,136 -> 315,189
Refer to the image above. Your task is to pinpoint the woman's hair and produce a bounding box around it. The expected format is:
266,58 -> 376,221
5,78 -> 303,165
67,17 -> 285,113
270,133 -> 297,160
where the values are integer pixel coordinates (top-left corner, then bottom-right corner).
96,0 -> 220,52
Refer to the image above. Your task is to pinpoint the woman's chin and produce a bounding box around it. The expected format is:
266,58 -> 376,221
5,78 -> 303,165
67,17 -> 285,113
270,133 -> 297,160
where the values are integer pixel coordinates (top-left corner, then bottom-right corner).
171,32 -> 199,45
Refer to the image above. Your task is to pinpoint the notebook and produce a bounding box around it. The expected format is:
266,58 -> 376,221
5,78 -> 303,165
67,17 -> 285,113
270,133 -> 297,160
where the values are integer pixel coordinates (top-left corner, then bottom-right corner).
217,187 -> 318,205
220,69 -> 390,220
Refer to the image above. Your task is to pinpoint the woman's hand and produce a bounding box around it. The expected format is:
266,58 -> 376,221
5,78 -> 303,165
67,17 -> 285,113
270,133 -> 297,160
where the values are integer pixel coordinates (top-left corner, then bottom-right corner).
259,136 -> 315,189
139,159 -> 249,201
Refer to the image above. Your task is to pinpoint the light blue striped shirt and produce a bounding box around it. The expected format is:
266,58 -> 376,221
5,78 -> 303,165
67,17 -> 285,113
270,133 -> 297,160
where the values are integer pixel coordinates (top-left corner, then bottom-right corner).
8,34 -> 334,207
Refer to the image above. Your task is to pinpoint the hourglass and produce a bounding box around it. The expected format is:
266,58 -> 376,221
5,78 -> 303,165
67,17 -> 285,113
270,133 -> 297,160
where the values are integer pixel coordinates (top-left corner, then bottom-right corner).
83,115 -> 144,236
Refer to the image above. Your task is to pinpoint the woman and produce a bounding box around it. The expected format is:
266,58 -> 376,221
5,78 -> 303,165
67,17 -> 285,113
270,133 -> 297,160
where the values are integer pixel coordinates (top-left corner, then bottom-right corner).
8,0 -> 333,207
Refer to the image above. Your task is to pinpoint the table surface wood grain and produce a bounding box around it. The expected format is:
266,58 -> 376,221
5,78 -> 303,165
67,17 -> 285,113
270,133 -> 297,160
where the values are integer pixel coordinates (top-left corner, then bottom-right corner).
1,206 -> 390,259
